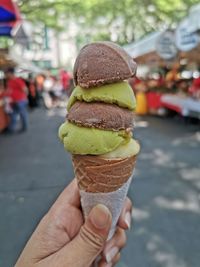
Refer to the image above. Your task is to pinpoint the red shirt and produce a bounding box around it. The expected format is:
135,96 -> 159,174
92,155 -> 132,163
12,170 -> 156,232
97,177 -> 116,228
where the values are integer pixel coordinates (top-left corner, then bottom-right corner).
60,71 -> 71,90
7,77 -> 27,102
193,77 -> 200,88
189,77 -> 200,95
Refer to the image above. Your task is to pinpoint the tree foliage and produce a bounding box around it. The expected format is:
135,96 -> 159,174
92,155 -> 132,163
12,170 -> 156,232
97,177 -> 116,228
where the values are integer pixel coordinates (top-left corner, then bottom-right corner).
17,0 -> 200,45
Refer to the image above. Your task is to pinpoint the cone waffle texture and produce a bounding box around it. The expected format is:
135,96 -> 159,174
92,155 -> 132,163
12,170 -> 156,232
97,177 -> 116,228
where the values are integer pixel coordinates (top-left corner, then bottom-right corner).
72,155 -> 136,193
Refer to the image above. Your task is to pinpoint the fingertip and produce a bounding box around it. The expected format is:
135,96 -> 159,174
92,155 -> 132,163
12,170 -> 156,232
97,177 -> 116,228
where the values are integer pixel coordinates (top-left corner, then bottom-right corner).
117,197 -> 133,229
98,252 -> 121,267
124,212 -> 131,229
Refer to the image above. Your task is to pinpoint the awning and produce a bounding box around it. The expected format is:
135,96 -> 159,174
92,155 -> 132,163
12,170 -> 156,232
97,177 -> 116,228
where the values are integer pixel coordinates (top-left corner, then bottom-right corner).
124,32 -> 162,58
0,23 -> 13,36
0,0 -> 21,37
9,51 -> 43,73
189,4 -> 200,33
0,0 -> 21,23
175,16 -> 200,52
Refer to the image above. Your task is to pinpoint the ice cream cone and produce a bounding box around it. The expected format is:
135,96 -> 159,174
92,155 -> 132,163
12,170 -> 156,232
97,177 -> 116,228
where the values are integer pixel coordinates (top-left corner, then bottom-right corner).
72,155 -> 137,193
73,154 -> 137,240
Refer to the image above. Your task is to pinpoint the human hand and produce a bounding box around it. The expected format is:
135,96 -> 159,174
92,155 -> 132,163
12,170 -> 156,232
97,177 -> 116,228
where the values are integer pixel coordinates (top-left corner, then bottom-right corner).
15,179 -> 132,267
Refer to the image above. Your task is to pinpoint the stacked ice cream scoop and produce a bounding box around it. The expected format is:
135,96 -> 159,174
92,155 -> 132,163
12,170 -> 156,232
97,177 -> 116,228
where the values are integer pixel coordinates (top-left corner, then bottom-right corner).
59,41 -> 140,235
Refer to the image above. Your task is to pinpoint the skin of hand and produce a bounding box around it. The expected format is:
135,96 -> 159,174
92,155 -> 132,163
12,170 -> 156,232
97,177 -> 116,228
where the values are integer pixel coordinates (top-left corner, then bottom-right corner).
15,179 -> 132,267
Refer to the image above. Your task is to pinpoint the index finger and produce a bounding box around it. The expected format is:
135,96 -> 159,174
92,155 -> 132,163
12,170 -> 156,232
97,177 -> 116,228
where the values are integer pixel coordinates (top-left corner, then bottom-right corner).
117,197 -> 132,229
51,178 -> 81,210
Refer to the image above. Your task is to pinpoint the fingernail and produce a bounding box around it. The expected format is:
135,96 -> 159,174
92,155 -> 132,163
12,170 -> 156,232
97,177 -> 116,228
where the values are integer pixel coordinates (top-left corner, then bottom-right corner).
125,212 -> 131,229
105,246 -> 119,263
90,204 -> 111,229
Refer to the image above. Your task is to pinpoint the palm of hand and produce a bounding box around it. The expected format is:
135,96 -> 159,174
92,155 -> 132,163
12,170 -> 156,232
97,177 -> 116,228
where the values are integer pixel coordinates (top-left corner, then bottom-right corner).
32,200 -> 83,261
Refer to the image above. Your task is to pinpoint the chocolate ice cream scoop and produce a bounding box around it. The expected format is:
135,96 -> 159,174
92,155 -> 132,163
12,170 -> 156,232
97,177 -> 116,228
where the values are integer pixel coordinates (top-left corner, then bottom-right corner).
73,41 -> 137,88
67,101 -> 134,131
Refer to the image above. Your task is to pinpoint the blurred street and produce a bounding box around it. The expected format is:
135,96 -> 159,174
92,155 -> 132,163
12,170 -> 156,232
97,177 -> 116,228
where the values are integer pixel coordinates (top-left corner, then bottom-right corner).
0,108 -> 200,267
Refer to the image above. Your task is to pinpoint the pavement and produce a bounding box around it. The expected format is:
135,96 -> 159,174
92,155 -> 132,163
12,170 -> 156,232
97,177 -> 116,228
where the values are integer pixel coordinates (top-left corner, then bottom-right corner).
0,108 -> 200,267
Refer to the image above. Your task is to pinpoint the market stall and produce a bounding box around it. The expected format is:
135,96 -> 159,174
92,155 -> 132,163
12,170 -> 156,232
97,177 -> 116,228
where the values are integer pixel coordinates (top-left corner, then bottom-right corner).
0,51 -> 16,132
0,0 -> 20,23
125,5 -> 200,119
161,94 -> 200,119
125,30 -> 180,115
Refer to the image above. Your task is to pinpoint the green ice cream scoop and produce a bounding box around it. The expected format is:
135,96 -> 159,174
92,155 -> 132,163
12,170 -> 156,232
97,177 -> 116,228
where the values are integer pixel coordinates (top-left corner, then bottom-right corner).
58,122 -> 131,155
100,138 -> 140,159
67,81 -> 136,111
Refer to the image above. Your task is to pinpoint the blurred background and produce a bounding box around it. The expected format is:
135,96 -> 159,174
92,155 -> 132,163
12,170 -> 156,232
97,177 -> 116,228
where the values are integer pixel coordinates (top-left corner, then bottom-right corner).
0,0 -> 200,266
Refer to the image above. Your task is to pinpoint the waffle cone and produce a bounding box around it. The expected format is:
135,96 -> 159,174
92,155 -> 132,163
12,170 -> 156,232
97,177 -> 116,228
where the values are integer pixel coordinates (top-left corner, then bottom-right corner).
72,155 -> 136,193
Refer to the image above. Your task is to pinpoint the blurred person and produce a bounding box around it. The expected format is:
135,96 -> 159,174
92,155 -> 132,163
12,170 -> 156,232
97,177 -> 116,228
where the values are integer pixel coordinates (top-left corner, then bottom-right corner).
146,77 -> 165,115
50,76 -> 63,107
5,68 -> 28,133
36,74 -> 45,92
43,74 -> 54,93
60,69 -> 71,96
26,74 -> 39,108
53,76 -> 63,95
135,79 -> 148,115
15,179 -> 132,267
147,78 -> 159,91
42,74 -> 55,109
165,80 -> 177,92
50,76 -> 61,94
155,72 -> 165,88
176,79 -> 189,95
189,76 -> 200,99
165,64 -> 181,93
165,63 -> 180,82
60,70 -> 74,97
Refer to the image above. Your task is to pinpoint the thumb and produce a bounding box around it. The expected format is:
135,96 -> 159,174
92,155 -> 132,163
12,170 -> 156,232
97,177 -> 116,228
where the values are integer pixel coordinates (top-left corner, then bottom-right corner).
58,204 -> 112,267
